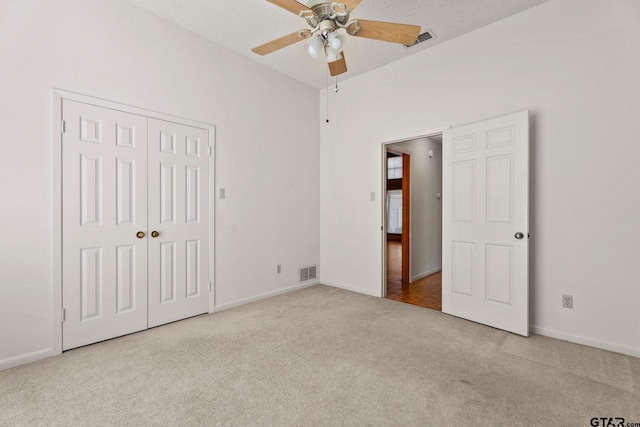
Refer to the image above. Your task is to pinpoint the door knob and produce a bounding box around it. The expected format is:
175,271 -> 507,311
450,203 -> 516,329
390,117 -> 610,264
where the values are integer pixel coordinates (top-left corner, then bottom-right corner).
136,231 -> 145,239
514,232 -> 524,240
151,231 -> 159,238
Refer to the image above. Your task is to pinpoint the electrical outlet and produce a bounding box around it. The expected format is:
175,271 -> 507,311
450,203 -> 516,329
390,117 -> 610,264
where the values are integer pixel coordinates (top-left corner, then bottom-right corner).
277,264 -> 281,274
562,294 -> 573,309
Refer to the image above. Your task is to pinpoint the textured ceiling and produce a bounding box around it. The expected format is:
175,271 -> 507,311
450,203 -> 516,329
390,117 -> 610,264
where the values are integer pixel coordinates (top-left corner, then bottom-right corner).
120,0 -> 550,89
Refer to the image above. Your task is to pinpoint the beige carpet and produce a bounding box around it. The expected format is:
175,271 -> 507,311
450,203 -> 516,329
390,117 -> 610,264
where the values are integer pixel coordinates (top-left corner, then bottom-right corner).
1,285 -> 639,426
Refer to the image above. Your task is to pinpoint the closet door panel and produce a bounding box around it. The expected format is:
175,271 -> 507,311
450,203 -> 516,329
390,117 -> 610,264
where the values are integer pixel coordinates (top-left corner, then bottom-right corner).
147,119 -> 209,327
62,100 -> 148,350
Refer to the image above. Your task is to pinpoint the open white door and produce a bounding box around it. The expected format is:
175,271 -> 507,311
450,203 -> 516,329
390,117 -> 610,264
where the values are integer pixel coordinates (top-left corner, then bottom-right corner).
442,111 -> 529,336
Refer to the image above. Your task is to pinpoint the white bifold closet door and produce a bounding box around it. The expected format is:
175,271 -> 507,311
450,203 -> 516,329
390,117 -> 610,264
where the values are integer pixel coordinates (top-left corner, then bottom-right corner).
62,100 -> 209,351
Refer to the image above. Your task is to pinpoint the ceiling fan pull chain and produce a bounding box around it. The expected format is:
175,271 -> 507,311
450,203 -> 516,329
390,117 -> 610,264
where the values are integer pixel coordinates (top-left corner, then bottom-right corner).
326,70 -> 330,123
335,76 -> 339,93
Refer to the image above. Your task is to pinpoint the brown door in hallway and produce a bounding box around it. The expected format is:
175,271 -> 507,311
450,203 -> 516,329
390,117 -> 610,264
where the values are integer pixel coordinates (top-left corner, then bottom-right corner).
401,153 -> 410,283
385,150 -> 410,284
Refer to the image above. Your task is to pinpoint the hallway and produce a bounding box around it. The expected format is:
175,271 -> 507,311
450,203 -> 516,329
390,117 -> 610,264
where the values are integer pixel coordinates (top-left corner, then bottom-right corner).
385,240 -> 442,310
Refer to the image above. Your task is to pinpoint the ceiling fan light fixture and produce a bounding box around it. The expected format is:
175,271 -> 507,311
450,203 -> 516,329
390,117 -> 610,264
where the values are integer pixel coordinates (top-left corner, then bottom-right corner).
306,35 -> 325,59
326,46 -> 340,63
327,31 -> 345,53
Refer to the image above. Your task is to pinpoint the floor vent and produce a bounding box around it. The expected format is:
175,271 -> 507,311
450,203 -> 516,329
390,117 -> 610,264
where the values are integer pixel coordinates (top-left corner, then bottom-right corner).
404,30 -> 434,48
299,265 -> 317,283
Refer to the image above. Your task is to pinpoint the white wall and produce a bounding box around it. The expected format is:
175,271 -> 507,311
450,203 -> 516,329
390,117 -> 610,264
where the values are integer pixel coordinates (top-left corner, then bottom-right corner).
320,0 -> 640,356
0,0 -> 319,369
389,138 -> 442,281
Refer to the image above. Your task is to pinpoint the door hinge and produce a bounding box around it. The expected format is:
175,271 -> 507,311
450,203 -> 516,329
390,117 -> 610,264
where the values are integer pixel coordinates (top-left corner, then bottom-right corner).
61,308 -> 66,322
208,146 -> 212,156
61,120 -> 66,134
208,281 -> 212,291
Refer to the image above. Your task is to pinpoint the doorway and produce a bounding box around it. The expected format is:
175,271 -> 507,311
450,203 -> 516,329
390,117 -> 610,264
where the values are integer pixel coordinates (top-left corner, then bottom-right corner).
381,112 -> 529,334
383,136 -> 443,311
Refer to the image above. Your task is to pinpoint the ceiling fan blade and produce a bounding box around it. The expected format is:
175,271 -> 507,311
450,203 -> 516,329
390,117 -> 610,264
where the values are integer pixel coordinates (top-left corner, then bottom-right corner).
352,19 -> 421,45
252,31 -> 308,55
266,0 -> 310,16
328,52 -> 348,77
342,0 -> 362,12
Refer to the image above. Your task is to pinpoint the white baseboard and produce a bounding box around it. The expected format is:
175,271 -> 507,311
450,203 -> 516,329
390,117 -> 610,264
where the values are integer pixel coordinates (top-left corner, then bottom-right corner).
0,348 -> 54,371
531,325 -> 640,358
214,280 -> 320,312
411,266 -> 442,283
322,280 -> 382,297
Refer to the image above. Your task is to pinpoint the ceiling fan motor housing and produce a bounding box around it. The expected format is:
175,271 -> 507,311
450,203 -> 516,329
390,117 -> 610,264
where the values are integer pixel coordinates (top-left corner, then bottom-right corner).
304,2 -> 350,28
319,19 -> 336,38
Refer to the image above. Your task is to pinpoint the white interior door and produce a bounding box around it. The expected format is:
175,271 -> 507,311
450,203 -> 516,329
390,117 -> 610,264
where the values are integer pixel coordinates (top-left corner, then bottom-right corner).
442,111 -> 529,336
147,119 -> 210,328
62,100 -> 148,350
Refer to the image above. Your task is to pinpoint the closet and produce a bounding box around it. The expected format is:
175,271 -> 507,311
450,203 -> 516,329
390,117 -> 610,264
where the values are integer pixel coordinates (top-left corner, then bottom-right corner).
61,99 -> 211,350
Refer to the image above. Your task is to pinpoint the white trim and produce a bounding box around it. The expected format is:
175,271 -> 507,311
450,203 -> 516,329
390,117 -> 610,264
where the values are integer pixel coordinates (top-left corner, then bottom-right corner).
531,325 -> 640,358
52,91 -> 63,357
380,126 -> 451,146
323,281 -> 381,298
52,89 -> 213,130
0,348 -> 54,371
214,281 -> 319,312
208,127 -> 216,313
411,266 -> 442,282
381,145 -> 387,298
52,88 -> 216,355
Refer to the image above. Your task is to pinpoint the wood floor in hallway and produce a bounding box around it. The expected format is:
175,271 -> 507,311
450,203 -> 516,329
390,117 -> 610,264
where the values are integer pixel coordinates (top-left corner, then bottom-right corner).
385,239 -> 442,311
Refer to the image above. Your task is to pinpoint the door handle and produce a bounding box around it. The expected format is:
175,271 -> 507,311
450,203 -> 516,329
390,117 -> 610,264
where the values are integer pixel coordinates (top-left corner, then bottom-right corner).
151,231 -> 159,238
514,232 -> 524,240
136,231 -> 146,239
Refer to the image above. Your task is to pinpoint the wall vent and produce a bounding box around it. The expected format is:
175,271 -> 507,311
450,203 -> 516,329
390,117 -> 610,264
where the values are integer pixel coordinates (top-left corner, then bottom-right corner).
404,30 -> 434,48
299,265 -> 317,283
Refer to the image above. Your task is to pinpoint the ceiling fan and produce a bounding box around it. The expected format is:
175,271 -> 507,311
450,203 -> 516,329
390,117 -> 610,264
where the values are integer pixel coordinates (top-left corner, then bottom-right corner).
251,0 -> 421,77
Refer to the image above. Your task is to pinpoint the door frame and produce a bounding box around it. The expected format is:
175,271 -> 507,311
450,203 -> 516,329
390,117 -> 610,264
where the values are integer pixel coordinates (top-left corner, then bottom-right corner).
384,148 -> 411,284
381,126 -> 449,297
401,153 -> 411,283
51,89 -> 216,355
